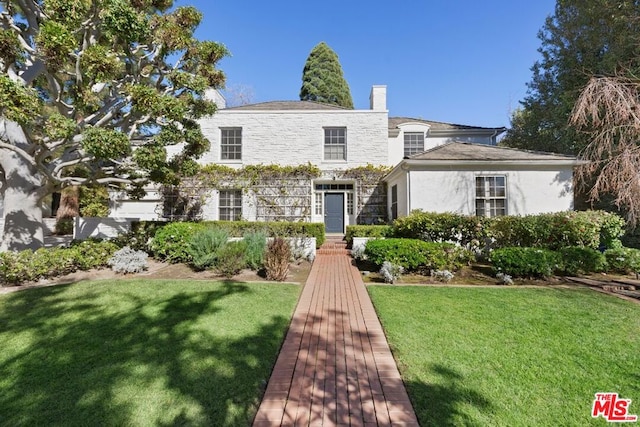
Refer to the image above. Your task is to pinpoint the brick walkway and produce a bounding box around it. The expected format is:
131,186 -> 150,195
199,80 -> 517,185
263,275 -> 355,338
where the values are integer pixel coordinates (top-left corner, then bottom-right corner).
253,240 -> 419,426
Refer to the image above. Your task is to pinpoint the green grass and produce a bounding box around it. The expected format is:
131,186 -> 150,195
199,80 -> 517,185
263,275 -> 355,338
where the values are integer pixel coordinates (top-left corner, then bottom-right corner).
368,287 -> 640,426
0,279 -> 299,426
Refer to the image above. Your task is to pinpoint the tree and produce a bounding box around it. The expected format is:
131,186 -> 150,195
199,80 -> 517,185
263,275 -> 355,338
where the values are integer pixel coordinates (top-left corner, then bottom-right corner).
571,75 -> 640,224
501,0 -> 640,154
0,0 -> 227,251
299,42 -> 353,109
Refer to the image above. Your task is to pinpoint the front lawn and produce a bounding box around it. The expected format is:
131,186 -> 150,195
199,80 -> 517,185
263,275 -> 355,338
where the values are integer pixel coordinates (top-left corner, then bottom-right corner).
368,286 -> 640,426
0,279 -> 299,426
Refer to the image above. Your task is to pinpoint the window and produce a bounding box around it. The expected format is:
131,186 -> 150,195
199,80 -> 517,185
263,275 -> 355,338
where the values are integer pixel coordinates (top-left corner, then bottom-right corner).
391,184 -> 398,220
404,132 -> 424,157
314,184 -> 353,191
324,127 -> 346,161
315,192 -> 323,215
347,192 -> 354,215
219,189 -> 242,220
475,176 -> 506,217
221,128 -> 242,160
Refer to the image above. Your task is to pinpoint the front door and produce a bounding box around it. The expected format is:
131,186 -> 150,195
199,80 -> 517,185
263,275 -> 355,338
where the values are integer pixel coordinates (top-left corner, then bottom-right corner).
324,193 -> 344,233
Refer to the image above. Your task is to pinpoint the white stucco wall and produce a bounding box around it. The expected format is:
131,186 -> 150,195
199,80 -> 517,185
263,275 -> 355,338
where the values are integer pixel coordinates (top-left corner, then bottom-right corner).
385,172 -> 408,219
198,109 -> 389,169
109,189 -> 163,220
403,166 -> 575,217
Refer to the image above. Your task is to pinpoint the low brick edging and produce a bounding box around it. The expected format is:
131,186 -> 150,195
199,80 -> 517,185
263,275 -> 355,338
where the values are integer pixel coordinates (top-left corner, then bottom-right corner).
253,243 -> 418,426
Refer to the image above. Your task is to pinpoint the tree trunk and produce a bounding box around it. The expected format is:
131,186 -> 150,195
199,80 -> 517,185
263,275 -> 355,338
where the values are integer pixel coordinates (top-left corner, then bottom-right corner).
0,120 -> 48,252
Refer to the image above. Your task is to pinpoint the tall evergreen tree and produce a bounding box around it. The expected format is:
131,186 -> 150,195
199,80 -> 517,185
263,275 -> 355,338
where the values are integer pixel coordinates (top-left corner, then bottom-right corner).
501,0 -> 640,154
299,42 -> 354,109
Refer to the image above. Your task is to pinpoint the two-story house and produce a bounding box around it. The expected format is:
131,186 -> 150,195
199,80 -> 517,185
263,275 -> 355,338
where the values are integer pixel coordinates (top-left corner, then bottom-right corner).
107,85 -> 581,234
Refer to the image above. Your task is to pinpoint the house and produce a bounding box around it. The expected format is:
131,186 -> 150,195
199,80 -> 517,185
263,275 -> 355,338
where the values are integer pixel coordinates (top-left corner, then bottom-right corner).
105,85 -> 580,233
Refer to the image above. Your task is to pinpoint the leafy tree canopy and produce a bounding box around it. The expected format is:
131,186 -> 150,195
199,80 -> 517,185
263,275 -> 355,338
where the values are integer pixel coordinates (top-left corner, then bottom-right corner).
299,42 -> 354,109
0,0 -> 228,250
501,0 -> 640,154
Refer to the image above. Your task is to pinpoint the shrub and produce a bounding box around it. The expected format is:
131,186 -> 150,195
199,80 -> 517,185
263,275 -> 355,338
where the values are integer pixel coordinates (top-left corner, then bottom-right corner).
488,210 -> 626,250
490,247 -> 561,278
108,246 -> 149,274
264,238 -> 291,281
68,239 -> 119,271
351,244 -> 366,261
431,269 -> 454,282
214,241 -> 247,278
151,222 -> 205,263
496,272 -> 514,285
604,247 -> 640,274
188,227 -> 229,270
392,211 -> 488,246
121,220 -> 169,252
345,225 -> 392,247
380,261 -> 404,284
364,238 -> 473,272
557,246 -> 606,276
54,218 -> 74,235
243,232 -> 267,270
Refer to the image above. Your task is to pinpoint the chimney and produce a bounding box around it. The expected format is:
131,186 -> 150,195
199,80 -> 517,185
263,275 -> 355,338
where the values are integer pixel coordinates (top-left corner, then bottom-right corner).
369,85 -> 387,111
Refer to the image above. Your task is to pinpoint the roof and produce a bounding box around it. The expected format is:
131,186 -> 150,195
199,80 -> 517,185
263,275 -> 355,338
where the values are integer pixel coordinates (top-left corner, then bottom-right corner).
388,116 -> 506,132
223,101 -> 348,111
407,142 -> 578,161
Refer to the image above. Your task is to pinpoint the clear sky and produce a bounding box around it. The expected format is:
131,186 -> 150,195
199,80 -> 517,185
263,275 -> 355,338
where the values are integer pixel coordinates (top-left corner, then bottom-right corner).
178,0 -> 557,128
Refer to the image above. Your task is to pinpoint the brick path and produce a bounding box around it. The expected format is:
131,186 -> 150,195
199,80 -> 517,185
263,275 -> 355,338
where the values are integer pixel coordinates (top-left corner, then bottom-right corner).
253,239 -> 419,426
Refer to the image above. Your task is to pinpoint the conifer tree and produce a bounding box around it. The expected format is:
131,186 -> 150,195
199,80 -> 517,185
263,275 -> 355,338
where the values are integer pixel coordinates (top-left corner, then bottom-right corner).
300,42 -> 354,109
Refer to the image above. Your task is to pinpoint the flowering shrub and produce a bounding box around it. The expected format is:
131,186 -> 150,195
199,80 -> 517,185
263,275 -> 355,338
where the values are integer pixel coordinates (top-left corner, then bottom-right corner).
392,211 -> 488,247
151,222 -> 206,263
604,247 -> 640,274
365,238 -> 473,272
490,247 -> 560,278
431,269 -> 454,282
496,272 -> 514,285
108,246 -> 148,274
380,261 -> 404,284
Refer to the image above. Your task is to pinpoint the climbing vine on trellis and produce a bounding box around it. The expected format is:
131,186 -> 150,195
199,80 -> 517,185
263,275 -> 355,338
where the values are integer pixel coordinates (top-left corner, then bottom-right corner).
162,163 -> 392,224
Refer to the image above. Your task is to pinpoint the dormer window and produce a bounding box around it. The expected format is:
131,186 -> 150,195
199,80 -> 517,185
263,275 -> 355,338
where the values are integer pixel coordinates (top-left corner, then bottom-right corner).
404,132 -> 424,157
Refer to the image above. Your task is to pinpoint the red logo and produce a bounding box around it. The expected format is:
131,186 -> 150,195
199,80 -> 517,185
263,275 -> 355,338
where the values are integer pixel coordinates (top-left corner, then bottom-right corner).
592,393 -> 638,422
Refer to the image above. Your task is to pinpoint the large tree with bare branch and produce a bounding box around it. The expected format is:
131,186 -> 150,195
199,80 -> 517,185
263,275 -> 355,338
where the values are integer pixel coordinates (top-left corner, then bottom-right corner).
571,76 -> 640,224
0,0 -> 227,251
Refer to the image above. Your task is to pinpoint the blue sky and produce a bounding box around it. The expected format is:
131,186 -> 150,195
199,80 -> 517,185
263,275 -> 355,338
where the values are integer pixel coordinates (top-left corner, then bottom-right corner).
179,0 -> 557,128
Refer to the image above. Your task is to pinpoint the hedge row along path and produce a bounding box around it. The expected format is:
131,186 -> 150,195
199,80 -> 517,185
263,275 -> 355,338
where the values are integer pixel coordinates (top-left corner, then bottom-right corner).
253,238 -> 419,426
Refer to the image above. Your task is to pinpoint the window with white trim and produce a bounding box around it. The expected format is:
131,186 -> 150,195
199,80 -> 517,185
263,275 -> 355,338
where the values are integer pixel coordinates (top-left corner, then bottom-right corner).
219,189 -> 242,220
315,192 -> 323,215
220,128 -> 242,160
347,192 -> 354,215
324,127 -> 346,160
391,185 -> 398,220
475,176 -> 506,217
404,132 -> 424,157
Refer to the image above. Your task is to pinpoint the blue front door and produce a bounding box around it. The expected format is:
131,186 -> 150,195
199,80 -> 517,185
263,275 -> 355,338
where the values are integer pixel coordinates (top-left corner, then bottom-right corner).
324,193 -> 344,233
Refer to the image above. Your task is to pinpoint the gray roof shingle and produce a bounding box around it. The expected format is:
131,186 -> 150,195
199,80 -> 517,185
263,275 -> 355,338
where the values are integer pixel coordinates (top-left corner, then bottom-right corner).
389,116 -> 505,131
408,142 -> 578,161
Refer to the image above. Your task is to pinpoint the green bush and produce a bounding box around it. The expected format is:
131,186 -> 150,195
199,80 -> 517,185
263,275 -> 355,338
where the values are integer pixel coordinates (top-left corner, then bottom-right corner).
214,240 -> 247,278
0,240 -> 118,285
345,225 -> 392,246
116,220 -> 169,252
151,222 -> 206,263
488,211 -> 625,250
392,211 -> 488,246
604,247 -> 640,274
557,246 -> 606,276
490,247 -> 561,278
243,232 -> 267,270
187,228 -> 229,270
364,238 -> 473,272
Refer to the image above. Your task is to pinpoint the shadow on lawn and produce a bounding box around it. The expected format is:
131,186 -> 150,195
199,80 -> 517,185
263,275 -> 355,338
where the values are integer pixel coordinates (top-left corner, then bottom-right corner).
0,281 -> 290,426
406,364 -> 492,426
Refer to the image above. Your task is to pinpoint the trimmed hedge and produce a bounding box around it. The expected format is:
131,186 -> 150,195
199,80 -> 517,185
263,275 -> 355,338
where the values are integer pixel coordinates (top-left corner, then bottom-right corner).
557,246 -> 606,276
604,247 -> 640,274
345,225 -> 392,246
0,240 -> 119,285
364,238 -> 473,272
392,211 -> 488,246
490,247 -> 560,278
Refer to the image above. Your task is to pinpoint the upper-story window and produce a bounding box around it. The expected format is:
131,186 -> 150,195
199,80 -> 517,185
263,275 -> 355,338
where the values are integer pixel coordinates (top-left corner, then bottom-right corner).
475,176 -> 507,217
404,132 -> 424,157
324,127 -> 346,161
221,128 -> 242,160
